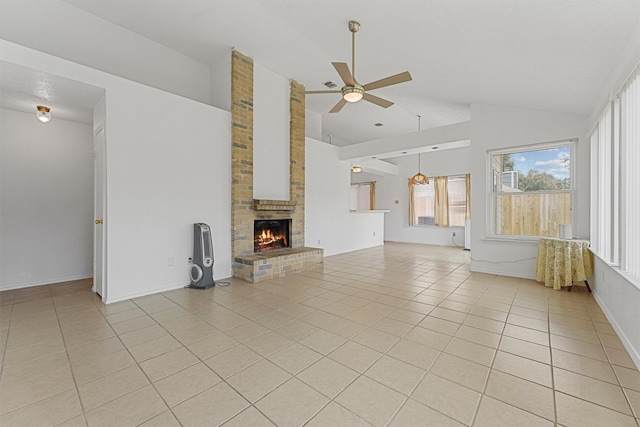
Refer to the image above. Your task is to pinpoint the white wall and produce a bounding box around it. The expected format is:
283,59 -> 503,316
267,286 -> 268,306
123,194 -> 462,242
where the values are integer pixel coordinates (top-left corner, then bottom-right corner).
305,109 -> 323,141
1,40 -> 232,303
469,103 -> 589,279
210,50 -> 232,111
591,258 -> 640,368
0,0 -> 212,105
104,84 -> 231,303
305,138 -> 384,256
376,148 -> 472,247
0,109 -> 94,289
253,63 -> 290,200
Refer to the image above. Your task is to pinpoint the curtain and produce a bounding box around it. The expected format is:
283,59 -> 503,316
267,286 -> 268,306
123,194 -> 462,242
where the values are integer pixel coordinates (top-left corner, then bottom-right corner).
408,181 -> 416,226
434,176 -> 449,227
369,182 -> 376,210
465,173 -> 471,220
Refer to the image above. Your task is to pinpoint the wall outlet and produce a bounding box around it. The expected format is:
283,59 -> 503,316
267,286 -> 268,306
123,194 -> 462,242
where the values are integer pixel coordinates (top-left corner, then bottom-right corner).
373,231 -> 376,236
317,239 -> 320,245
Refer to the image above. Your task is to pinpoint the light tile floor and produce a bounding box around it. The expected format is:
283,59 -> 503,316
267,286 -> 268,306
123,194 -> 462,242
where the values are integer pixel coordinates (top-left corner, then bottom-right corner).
1,243 -> 639,426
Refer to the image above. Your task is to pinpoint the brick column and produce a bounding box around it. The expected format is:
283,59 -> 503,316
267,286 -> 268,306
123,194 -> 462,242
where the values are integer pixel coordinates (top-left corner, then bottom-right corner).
231,50 -> 254,256
231,50 -> 319,281
289,80 -> 305,249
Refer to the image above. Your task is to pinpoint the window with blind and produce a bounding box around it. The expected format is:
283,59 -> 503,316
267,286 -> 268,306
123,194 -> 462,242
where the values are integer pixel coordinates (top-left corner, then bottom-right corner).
590,65 -> 640,284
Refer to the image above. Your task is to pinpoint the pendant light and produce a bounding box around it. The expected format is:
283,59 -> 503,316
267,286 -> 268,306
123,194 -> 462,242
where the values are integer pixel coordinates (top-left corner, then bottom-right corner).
36,105 -> 51,123
409,115 -> 429,185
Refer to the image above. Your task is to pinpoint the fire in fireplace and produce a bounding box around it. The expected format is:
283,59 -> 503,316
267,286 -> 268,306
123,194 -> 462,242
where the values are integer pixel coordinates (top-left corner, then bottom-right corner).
254,219 -> 291,252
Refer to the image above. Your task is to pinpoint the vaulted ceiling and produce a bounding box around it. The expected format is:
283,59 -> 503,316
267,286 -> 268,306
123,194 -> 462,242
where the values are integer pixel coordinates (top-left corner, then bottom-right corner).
2,1 -> 639,146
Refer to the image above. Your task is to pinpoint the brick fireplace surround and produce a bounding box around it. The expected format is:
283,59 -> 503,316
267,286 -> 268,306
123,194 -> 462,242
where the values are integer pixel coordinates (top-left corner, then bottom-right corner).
231,50 -> 323,282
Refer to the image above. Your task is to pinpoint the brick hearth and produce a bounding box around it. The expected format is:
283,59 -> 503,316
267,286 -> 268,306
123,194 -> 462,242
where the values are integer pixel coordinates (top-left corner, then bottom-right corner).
230,50 -> 322,282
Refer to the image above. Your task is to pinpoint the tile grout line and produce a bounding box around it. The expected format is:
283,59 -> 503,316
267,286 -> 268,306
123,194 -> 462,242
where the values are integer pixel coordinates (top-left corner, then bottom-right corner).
1,246 -> 638,426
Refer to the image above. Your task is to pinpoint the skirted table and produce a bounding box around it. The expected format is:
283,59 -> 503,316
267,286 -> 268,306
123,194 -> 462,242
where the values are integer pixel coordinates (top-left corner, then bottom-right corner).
535,237 -> 593,291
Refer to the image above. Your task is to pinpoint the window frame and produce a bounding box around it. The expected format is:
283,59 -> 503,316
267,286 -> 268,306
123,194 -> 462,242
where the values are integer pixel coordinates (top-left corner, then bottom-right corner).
410,174 -> 468,228
487,139 -> 577,241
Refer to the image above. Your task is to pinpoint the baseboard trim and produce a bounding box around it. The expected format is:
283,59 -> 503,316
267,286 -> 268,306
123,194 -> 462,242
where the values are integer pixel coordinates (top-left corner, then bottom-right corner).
0,275 -> 93,291
593,291 -> 640,370
103,275 -> 233,304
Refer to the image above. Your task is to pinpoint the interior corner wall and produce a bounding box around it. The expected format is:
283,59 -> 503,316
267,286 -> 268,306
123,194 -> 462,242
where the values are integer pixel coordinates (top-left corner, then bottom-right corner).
469,103 -> 589,279
376,147 -> 472,247
0,108 -> 93,289
305,137 -> 384,256
1,40 -> 232,303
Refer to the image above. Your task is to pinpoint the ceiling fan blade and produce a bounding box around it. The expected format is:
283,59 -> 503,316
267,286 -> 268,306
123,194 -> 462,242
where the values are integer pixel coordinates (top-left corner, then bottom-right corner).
332,62 -> 355,86
363,93 -> 394,109
363,71 -> 412,91
329,98 -> 348,113
305,90 -> 341,94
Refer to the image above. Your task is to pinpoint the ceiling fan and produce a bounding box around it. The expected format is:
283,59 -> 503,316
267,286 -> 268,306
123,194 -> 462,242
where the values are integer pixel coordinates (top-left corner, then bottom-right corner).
306,21 -> 412,113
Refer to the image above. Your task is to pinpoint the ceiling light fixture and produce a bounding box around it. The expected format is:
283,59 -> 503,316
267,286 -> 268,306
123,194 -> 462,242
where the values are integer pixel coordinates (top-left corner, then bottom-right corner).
342,84 -> 364,103
352,165 -> 362,173
36,105 -> 51,123
409,115 -> 429,185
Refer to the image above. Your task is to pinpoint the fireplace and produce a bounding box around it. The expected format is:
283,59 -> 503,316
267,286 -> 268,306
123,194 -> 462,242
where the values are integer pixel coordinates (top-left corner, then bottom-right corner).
254,219 -> 291,252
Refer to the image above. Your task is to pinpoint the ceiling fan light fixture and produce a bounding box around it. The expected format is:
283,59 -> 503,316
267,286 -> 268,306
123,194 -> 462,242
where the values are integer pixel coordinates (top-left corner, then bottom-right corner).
342,85 -> 364,102
307,21 -> 411,113
36,105 -> 51,123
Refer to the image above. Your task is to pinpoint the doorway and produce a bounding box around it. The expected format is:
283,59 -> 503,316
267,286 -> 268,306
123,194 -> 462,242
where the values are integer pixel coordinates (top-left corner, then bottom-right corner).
0,61 -> 107,297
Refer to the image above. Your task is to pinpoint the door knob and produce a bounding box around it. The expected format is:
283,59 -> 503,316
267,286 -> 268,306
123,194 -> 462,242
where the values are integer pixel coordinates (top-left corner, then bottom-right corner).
95,219 -> 103,225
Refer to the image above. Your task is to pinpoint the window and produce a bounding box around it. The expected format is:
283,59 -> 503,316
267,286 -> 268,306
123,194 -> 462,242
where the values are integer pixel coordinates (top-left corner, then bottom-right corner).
489,141 -> 575,238
591,101 -> 617,263
591,64 -> 640,283
411,175 -> 468,227
447,176 -> 467,226
350,182 -> 375,210
413,181 -> 435,225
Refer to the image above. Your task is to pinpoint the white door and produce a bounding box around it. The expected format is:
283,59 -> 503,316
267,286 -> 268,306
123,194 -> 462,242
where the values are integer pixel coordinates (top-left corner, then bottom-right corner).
93,124 -> 105,298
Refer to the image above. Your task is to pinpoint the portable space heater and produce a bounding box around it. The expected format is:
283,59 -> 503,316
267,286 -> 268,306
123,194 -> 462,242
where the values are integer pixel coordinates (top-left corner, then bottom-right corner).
188,223 -> 215,289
